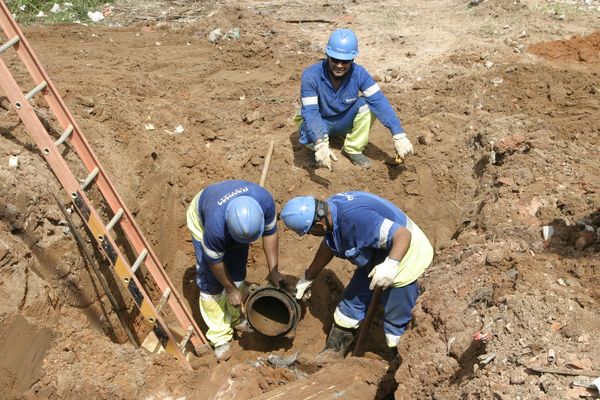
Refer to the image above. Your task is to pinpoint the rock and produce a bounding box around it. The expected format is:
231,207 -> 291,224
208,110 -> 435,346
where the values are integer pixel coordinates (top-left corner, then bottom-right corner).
384,75 -> 392,83
76,96 -> 94,107
485,248 -> 506,266
417,132 -> 433,145
226,27 -> 241,40
484,60 -> 494,68
509,370 -> 525,385
207,28 -> 223,43
575,232 -> 593,250
372,74 -> 383,82
243,110 -> 261,124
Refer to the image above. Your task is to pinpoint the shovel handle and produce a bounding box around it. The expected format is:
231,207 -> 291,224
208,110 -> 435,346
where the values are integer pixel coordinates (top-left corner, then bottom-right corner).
353,286 -> 383,357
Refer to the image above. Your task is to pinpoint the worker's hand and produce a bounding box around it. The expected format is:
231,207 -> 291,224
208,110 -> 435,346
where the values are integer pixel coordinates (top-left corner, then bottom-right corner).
225,287 -> 243,308
392,133 -> 413,162
368,257 -> 401,290
267,267 -> 285,289
314,140 -> 338,171
295,274 -> 314,300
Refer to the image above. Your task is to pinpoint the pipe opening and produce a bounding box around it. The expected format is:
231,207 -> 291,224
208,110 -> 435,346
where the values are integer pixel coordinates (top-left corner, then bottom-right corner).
249,296 -> 290,336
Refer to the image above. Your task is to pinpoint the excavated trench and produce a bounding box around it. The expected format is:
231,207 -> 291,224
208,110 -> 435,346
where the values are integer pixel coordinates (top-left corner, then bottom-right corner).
1,3 -> 599,399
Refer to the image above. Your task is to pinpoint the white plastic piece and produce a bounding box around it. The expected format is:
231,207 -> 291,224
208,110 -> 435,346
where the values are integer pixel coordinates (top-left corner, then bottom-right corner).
174,125 -> 184,134
87,11 -> 104,23
542,225 -> 555,241
8,155 -> 19,168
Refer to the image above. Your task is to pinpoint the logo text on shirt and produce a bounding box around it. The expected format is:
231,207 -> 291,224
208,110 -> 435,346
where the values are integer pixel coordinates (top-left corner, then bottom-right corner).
217,186 -> 249,205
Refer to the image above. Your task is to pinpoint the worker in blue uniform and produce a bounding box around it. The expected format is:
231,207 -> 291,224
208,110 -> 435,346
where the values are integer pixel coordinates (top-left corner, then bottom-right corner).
295,29 -> 414,170
280,192 -> 433,358
186,180 -> 284,361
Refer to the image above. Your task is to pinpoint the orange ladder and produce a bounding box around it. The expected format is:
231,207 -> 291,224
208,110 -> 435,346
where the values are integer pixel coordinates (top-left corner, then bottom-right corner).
0,1 -> 208,369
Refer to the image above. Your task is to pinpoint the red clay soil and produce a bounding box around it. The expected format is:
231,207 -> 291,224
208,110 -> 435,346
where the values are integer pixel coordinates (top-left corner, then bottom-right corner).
0,1 -> 599,399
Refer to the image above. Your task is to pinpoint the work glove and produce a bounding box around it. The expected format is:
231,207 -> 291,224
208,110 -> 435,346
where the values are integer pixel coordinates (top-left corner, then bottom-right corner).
314,139 -> 338,171
295,273 -> 314,300
392,133 -> 414,162
368,257 -> 401,290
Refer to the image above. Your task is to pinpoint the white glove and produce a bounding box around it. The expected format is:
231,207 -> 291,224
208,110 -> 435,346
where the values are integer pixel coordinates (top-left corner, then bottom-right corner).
392,133 -> 414,161
368,257 -> 401,290
314,140 -> 338,171
295,274 -> 314,300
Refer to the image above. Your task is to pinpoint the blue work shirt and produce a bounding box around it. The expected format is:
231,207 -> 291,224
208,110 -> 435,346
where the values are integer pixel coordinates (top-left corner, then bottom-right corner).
192,180 -> 277,264
300,60 -> 403,142
325,191 -> 410,269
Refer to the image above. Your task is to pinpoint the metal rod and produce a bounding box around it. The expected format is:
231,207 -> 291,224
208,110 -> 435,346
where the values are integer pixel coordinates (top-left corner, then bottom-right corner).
52,192 -> 137,347
105,208 -> 124,232
353,286 -> 382,357
54,124 -> 73,146
155,287 -> 171,314
130,249 -> 148,274
259,140 -> 275,187
0,35 -> 19,54
80,167 -> 99,190
25,81 -> 47,100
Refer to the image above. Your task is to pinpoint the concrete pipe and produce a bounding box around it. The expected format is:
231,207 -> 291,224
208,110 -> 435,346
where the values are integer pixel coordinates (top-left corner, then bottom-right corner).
245,285 -> 301,338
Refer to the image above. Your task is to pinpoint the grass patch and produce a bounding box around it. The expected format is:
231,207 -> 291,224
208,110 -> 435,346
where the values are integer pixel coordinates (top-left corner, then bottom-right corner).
5,0 -> 112,25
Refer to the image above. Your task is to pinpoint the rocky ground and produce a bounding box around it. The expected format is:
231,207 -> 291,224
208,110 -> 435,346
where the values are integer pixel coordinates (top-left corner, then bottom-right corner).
0,0 -> 599,399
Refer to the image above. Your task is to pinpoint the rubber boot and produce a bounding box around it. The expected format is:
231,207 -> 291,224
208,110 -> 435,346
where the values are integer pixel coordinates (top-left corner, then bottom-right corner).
342,150 -> 372,169
315,324 -> 355,363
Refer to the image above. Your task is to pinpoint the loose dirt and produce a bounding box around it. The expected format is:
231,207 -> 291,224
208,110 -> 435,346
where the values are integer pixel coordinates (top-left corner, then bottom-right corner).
0,0 -> 599,399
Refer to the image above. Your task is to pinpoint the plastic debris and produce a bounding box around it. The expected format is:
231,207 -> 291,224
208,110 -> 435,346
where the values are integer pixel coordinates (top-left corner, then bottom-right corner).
478,353 -> 496,365
36,11 -> 46,17
174,125 -> 184,134
267,351 -> 299,368
542,225 -> 554,241
87,11 -> 104,23
207,28 -> 223,43
144,123 -> 155,130
51,3 -> 61,13
547,349 -> 556,364
8,155 -> 19,168
473,330 -> 494,341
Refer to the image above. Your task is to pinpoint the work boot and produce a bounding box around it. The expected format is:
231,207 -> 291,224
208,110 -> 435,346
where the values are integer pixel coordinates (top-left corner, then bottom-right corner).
233,317 -> 253,335
315,324 -> 356,363
342,150 -> 372,169
214,342 -> 232,362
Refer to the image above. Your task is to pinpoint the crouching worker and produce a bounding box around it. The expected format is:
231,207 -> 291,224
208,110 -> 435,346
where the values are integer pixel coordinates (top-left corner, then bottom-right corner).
187,180 -> 284,361
280,192 -> 433,358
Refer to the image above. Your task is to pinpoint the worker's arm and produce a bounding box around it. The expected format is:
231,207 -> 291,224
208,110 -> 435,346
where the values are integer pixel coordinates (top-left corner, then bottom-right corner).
305,238 -> 334,280
368,226 -> 412,290
387,227 -> 412,262
295,238 -> 334,300
300,69 -> 329,142
208,261 -> 242,306
263,232 -> 285,288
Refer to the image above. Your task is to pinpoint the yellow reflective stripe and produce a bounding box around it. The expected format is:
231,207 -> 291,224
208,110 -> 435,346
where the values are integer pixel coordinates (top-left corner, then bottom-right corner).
392,220 -> 433,287
334,307 -> 360,329
186,191 -> 204,241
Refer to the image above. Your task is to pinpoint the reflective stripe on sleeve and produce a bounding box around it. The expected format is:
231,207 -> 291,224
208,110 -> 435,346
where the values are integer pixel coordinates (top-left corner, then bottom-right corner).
363,83 -> 380,97
265,216 -> 277,232
301,96 -> 318,106
378,218 -> 394,249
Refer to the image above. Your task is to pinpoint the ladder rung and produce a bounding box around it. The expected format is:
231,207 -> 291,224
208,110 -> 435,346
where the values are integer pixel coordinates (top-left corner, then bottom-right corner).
179,326 -> 194,351
155,287 -> 171,314
54,124 -> 74,146
0,35 -> 19,54
25,81 -> 47,100
130,249 -> 148,274
106,208 -> 124,232
80,167 -> 99,190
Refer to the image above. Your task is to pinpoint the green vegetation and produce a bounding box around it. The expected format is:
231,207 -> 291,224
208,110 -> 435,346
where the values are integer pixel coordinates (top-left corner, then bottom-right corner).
5,0 -> 112,25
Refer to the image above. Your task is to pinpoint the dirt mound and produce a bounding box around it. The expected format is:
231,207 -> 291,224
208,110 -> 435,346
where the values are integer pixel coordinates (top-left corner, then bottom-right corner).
530,31 -> 600,63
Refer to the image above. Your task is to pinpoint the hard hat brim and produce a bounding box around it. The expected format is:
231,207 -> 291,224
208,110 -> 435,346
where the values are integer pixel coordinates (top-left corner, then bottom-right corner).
326,49 -> 357,61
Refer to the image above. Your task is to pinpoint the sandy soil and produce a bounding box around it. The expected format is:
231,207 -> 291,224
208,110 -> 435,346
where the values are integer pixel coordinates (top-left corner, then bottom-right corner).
0,0 -> 599,398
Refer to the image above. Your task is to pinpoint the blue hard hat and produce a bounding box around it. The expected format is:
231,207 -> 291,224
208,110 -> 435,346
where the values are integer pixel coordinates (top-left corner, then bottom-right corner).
326,29 -> 359,60
225,196 -> 264,243
280,196 -> 315,236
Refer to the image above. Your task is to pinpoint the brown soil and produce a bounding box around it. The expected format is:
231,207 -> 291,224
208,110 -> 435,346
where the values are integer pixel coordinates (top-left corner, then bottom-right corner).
1,0 -> 599,399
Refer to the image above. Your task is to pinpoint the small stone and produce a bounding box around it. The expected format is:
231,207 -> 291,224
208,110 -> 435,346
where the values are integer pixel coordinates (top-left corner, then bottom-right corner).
372,74 -> 383,82
485,248 -> 505,266
207,28 -> 223,43
384,75 -> 392,83
243,110 -> 261,124
76,96 -> 94,107
417,132 -> 433,145
484,60 -> 494,68
509,370 -> 525,385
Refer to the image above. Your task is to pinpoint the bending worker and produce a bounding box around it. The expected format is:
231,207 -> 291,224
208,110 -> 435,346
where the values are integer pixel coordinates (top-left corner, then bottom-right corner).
280,192 -> 433,357
295,28 -> 413,170
186,180 -> 284,361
